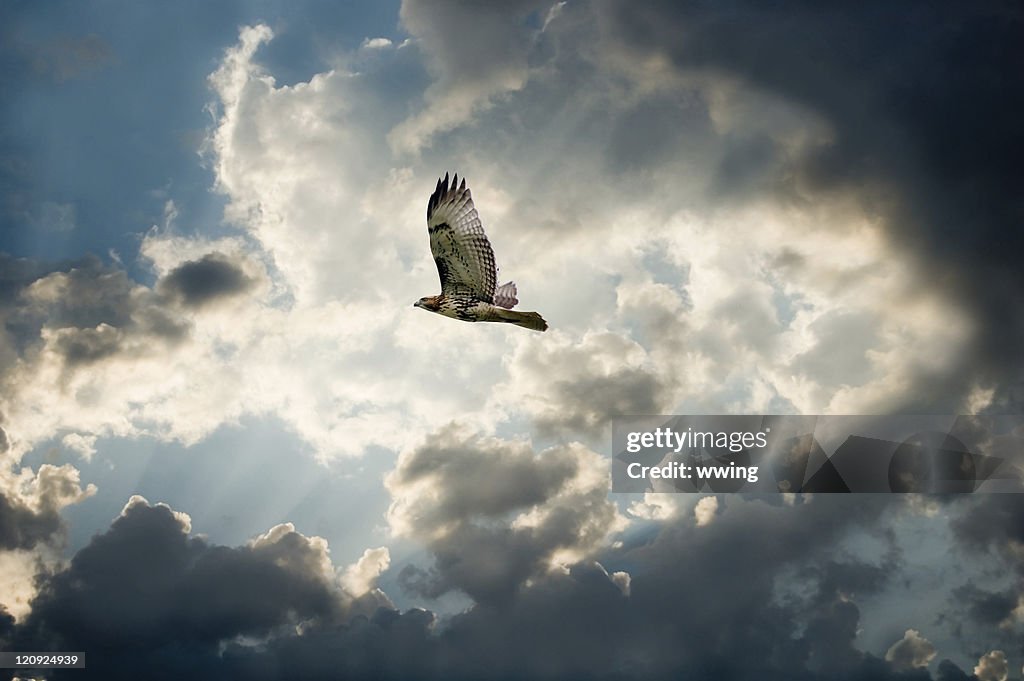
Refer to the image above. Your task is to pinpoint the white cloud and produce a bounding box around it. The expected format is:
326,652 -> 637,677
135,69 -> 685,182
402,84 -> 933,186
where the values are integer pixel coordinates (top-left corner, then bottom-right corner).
361,37 -> 393,50
0,18 -> 977,477
0,549 -> 44,620
975,650 -> 1009,681
885,628 -> 936,670
628,493 -> 690,521
694,495 -> 718,527
61,432 -> 97,460
341,546 -> 391,595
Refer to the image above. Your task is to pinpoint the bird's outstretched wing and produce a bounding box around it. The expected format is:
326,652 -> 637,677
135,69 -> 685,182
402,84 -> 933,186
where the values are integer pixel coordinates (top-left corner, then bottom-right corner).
427,172 -> 497,301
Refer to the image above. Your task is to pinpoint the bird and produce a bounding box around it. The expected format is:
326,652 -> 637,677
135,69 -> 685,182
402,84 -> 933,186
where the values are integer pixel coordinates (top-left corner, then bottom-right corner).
414,172 -> 548,332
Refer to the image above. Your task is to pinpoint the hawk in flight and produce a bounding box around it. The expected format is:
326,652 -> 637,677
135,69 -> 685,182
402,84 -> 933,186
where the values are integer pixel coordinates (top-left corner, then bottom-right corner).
414,173 -> 548,332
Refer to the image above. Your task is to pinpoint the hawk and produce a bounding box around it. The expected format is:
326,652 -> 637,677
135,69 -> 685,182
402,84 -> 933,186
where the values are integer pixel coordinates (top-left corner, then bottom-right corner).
414,173 -> 548,332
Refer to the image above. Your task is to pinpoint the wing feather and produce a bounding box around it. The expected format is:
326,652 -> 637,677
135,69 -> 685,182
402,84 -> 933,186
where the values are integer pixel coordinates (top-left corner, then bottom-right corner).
426,173 -> 497,301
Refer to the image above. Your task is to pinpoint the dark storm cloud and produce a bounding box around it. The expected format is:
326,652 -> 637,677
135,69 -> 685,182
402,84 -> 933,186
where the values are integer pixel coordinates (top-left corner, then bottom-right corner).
952,585 -> 1018,628
9,498 -> 391,675
386,426 -> 617,605
946,493 -> 1024,655
607,497 -> 898,677
7,492 -> 979,681
0,491 -> 61,551
158,253 -> 255,308
0,463 -> 91,551
601,0 -> 1024,410
936,659 -> 975,681
6,496 -> 430,681
940,494 -> 1024,658
382,425 -> 966,680
0,254 -> 52,303
52,323 -> 124,368
0,254 -> 188,375
419,492 -> 962,681
951,493 -> 1024,563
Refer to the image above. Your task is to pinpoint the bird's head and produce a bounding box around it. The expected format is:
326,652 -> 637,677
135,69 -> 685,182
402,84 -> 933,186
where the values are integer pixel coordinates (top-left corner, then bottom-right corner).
414,296 -> 441,311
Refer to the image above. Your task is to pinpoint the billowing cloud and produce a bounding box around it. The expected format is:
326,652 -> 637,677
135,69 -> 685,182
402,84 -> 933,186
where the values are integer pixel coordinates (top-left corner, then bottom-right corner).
0,465 -> 93,552
342,546 -> 391,596
494,330 -> 673,443
886,629 -> 937,671
975,650 -> 1010,681
0,463 -> 95,618
952,494 -> 1024,563
945,494 -> 1024,653
596,0 -> 1024,412
1,6 -> 987,468
386,424 -> 625,604
693,495 -> 718,527
953,584 -> 1020,630
1,1 -> 1021,677
11,497 -> 390,656
3,488 -> 987,681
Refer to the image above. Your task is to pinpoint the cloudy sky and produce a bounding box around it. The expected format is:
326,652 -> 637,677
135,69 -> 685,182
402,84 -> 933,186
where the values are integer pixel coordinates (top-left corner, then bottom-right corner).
1,1 -> 1023,679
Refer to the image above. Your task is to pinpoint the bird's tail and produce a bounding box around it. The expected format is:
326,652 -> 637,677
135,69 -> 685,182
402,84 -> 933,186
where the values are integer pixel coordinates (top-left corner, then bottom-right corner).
493,308 -> 548,332
493,281 -> 518,309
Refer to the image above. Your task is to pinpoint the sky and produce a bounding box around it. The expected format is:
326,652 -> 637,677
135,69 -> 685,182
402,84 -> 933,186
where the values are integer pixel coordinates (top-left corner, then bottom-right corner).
1,1 -> 1023,679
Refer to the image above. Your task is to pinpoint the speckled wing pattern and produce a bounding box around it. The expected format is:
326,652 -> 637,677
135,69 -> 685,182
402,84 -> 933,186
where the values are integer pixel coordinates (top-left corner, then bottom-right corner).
426,172 -> 497,302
